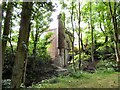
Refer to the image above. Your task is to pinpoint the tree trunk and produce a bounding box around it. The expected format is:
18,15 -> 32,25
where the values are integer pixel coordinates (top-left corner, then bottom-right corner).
90,2 -> 94,63
109,2 -> 120,71
11,2 -> 33,88
23,23 -> 31,86
78,2 -> 81,69
2,2 -> 13,66
80,33 -> 84,51
9,19 -> 14,53
32,27 -> 39,59
71,2 -> 76,72
32,25 -> 39,71
0,2 -> 2,89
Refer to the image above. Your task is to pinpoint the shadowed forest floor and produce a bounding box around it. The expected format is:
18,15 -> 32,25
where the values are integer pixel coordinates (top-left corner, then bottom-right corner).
31,71 -> 119,88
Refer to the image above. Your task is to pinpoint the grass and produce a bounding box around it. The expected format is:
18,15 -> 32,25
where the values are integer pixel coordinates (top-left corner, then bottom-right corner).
31,71 -> 119,88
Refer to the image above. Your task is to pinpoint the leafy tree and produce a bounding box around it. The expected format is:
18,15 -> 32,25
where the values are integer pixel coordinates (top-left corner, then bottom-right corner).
109,1 -> 120,71
30,2 -> 54,60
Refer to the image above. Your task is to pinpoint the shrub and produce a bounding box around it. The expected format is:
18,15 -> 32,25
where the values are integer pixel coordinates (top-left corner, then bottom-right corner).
68,71 -> 83,79
2,79 -> 11,88
96,60 -> 116,72
2,47 -> 15,79
2,48 -> 58,87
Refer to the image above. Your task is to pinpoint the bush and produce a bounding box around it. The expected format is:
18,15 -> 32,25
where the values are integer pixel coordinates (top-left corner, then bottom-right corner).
96,60 -> 116,72
24,56 -> 58,87
68,71 -> 83,79
2,48 -> 58,87
2,79 -> 11,88
2,47 -> 15,79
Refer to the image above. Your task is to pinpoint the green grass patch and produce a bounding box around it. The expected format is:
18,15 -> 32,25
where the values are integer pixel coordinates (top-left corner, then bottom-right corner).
31,71 -> 119,88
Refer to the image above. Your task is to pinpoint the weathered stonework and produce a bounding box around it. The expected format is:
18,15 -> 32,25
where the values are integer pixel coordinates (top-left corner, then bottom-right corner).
47,14 -> 71,68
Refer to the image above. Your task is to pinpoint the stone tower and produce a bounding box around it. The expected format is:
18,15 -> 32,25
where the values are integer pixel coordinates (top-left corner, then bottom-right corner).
47,14 -> 71,67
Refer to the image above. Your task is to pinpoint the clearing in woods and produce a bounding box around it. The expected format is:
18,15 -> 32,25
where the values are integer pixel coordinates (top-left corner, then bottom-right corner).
31,71 -> 119,88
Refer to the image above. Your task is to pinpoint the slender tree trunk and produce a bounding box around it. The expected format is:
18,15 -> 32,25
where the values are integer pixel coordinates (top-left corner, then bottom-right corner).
2,2 -> 13,66
71,2 -> 76,72
109,2 -> 120,71
32,25 -> 39,70
80,33 -> 84,52
11,2 -> 33,88
23,23 -> 31,86
90,1 -> 94,63
32,28 -> 38,59
78,2 -> 81,69
89,1 -> 95,70
9,19 -> 14,53
0,2 -> 2,89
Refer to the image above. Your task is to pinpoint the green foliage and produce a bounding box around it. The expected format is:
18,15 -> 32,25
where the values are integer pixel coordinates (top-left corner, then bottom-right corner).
3,32 -> 56,87
3,47 -> 15,79
68,71 -> 83,79
81,53 -> 91,60
2,1 -> 119,88
23,33 -> 56,87
73,53 -> 90,64
96,42 -> 115,60
24,56 -> 57,87
35,32 -> 53,62
2,79 -> 11,88
96,60 -> 116,72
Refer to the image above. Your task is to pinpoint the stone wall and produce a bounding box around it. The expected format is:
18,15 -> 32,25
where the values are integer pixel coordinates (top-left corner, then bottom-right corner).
47,28 -> 58,61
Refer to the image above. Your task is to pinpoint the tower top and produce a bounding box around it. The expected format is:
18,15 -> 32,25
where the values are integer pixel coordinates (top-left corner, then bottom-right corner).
57,14 -> 62,19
